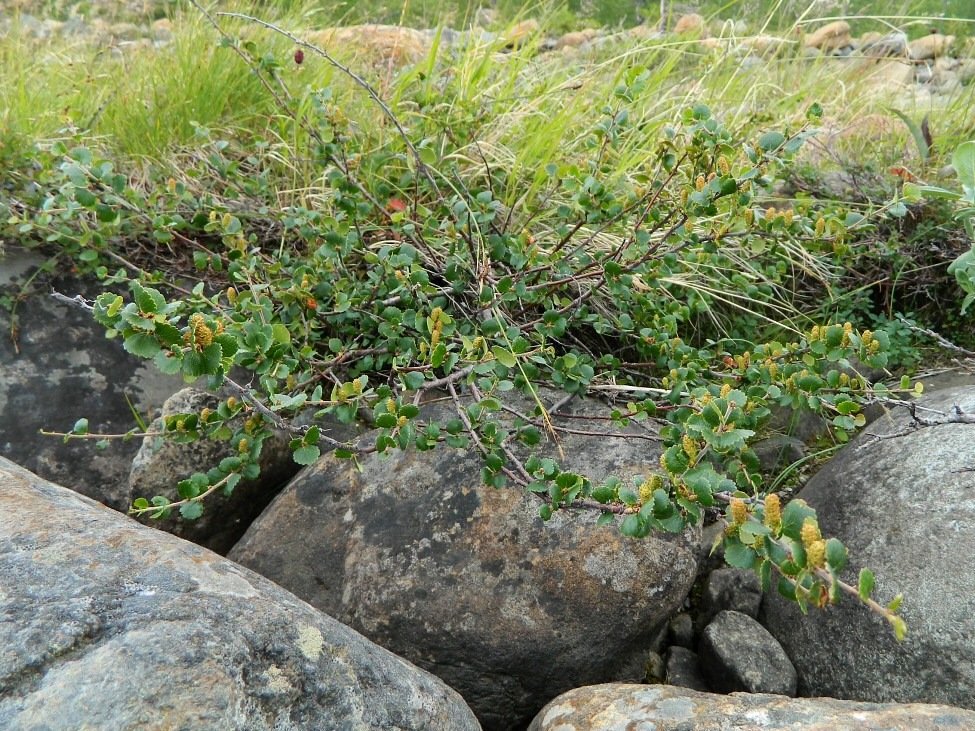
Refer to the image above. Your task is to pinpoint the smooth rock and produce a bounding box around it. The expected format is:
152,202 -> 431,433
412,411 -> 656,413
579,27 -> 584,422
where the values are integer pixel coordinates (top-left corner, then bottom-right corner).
761,385 -> 975,708
804,21 -> 852,52
527,683 -> 975,730
858,31 -> 908,57
0,457 -> 480,730
306,25 -> 431,65
740,34 -> 787,57
909,33 -> 954,60
503,19 -> 539,47
674,14 -> 707,37
231,396 -> 698,731
699,610 -> 796,695
959,58 -> 975,84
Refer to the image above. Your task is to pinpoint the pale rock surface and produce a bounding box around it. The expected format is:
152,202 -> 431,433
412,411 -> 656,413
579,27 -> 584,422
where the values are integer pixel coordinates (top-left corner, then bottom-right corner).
804,21 -> 852,52
0,457 -> 480,730
306,25 -> 432,65
674,14 -> 707,37
528,683 -> 975,730
761,385 -> 975,709
909,33 -> 955,60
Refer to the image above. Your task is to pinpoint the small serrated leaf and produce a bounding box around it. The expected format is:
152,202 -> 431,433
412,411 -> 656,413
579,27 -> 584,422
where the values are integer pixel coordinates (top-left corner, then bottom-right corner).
180,502 -> 204,520
293,444 -> 321,465
124,333 -> 161,358
859,567 -> 875,600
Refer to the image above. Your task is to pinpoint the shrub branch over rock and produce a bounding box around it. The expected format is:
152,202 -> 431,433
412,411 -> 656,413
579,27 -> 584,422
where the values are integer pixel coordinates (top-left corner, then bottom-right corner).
24,10 -> 922,637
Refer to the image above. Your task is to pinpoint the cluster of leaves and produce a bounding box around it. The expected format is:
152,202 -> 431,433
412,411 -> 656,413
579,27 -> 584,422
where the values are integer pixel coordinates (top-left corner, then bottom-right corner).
6,19 -> 924,633
904,141 -> 975,314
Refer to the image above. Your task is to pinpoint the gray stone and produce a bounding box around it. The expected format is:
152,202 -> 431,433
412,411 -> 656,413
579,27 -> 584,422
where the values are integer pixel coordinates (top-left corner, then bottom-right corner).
128,388 -> 302,554
767,405 -> 827,442
664,647 -> 709,692
0,457 -> 480,730
859,31 -> 909,58
527,683 -> 975,731
752,435 -> 806,472
0,249 -> 183,511
667,612 -> 694,648
230,397 -> 698,731
699,610 -> 796,695
644,652 -> 665,683
761,385 -> 975,708
696,567 -> 763,631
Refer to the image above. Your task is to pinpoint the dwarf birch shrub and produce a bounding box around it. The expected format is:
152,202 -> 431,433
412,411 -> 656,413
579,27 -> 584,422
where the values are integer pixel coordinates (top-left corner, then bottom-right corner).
7,13 -> 922,636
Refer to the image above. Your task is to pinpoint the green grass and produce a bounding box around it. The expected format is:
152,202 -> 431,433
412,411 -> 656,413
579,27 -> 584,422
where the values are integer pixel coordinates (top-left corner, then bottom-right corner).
1,0 -> 974,356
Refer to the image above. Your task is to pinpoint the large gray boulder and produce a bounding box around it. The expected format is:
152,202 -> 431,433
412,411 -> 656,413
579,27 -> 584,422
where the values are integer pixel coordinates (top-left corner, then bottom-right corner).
761,383 -> 975,708
528,683 -> 975,730
0,456 -> 480,730
230,397 -> 699,730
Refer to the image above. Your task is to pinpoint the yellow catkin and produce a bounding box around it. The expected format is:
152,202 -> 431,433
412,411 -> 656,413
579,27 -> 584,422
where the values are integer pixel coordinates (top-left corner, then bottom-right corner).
718,156 -> 730,175
681,434 -> 698,462
720,383 -> 732,399
743,208 -> 754,226
764,493 -> 781,529
696,175 -> 706,191
638,480 -> 654,505
807,539 -> 826,568
800,517 -> 821,547
766,206 -> 776,221
386,398 -> 397,414
188,313 -> 213,348
730,498 -> 748,525
680,189 -> 689,207
784,209 -> 794,226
